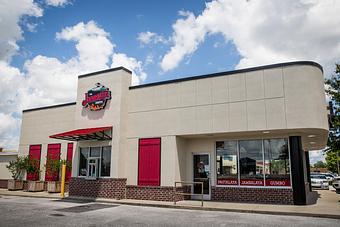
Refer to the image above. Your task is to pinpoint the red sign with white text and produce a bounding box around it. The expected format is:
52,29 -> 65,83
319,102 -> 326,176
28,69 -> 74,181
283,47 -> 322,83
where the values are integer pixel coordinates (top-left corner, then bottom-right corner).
265,179 -> 291,187
217,179 -> 238,185
240,179 -> 264,186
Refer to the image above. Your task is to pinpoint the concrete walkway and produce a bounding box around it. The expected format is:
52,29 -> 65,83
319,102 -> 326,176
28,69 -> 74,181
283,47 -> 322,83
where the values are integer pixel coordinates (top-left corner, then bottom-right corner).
1,188 -> 339,219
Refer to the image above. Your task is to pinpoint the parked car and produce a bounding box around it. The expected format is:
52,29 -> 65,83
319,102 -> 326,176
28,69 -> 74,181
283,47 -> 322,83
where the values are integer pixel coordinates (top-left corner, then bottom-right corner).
310,174 -> 329,189
332,176 -> 340,194
323,173 -> 336,183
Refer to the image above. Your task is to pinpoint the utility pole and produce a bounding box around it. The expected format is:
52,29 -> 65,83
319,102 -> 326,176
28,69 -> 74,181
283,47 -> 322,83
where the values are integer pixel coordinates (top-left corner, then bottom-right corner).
337,150 -> 340,175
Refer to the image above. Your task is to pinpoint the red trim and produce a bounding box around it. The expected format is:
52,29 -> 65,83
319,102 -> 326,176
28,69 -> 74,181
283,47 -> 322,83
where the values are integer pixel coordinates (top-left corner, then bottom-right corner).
240,179 -> 264,186
66,143 -> 73,182
45,144 -> 61,182
27,145 -> 41,181
138,138 -> 161,186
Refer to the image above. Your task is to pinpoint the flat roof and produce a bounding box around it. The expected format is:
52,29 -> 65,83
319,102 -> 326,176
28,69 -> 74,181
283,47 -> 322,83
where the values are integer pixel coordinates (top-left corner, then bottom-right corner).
22,61 -> 322,113
129,61 -> 323,89
78,66 -> 132,78
23,102 -> 76,113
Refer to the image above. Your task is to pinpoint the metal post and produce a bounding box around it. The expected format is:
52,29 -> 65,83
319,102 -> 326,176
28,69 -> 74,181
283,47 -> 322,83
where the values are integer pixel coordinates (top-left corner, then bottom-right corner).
60,164 -> 66,198
337,151 -> 340,175
201,182 -> 203,207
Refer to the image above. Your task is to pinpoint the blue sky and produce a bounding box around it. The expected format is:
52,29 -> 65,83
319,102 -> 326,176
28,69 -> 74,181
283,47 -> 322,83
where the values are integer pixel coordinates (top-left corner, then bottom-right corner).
14,0 -> 239,83
1,0 -> 340,164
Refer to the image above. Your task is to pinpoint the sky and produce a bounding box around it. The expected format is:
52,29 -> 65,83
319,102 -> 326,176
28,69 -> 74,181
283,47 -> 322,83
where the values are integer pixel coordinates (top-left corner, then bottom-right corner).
0,0 -> 339,163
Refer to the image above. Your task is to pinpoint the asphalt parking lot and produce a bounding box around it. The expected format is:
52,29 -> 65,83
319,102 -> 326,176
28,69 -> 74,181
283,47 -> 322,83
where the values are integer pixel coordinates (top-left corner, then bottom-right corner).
0,196 -> 339,227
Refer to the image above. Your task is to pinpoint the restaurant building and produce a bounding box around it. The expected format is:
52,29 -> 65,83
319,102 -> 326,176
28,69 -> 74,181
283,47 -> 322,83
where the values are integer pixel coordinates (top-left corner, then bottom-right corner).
17,61 -> 328,205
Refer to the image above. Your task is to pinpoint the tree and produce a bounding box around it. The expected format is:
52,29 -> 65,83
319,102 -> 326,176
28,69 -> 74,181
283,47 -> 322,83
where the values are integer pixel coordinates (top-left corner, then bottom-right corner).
325,63 -> 340,174
6,156 -> 29,180
313,160 -> 326,169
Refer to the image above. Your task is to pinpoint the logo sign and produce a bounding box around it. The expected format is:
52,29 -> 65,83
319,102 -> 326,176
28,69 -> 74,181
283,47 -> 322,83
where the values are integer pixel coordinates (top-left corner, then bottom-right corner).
82,83 -> 111,111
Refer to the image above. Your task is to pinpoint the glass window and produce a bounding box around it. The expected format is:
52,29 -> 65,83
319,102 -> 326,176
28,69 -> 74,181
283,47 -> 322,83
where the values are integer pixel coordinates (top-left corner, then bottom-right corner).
264,139 -> 290,186
101,146 -> 111,177
78,146 -> 111,178
239,140 -> 264,186
90,147 -> 100,157
79,148 -> 89,177
216,141 -> 238,185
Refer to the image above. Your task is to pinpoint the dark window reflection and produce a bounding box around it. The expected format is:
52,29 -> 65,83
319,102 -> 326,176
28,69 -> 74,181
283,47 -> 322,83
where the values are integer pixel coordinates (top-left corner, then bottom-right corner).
79,147 -> 89,176
101,146 -> 111,177
239,140 -> 263,180
264,139 -> 290,182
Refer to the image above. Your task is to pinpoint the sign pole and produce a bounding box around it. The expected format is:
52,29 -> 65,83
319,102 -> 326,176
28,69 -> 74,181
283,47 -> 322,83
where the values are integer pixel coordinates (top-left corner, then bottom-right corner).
60,164 -> 66,198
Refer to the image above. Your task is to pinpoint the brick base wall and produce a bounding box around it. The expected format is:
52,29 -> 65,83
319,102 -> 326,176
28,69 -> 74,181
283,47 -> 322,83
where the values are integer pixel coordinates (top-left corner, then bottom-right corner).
126,185 -> 191,202
69,178 -> 126,199
0,179 -> 8,188
211,186 -> 294,204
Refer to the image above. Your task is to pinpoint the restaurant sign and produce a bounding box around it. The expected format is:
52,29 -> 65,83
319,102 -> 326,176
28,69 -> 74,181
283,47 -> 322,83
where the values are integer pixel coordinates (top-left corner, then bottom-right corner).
82,83 -> 111,111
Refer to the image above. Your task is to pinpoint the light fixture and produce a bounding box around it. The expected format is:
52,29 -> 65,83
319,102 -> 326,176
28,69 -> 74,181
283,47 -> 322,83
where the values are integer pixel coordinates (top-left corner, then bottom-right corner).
310,141 -> 316,144
263,131 -> 270,134
308,135 -> 316,138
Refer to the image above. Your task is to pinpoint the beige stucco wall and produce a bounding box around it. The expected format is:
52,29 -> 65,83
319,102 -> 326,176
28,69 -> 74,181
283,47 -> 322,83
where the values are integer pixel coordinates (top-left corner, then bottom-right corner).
18,105 -> 76,181
127,64 -> 328,151
74,69 -> 131,178
0,154 -> 18,179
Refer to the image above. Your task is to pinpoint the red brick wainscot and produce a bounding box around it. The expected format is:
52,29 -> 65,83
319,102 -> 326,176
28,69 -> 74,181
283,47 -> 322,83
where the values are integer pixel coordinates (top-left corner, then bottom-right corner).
211,186 -> 294,204
126,185 -> 191,202
0,179 -> 8,188
69,178 -> 126,199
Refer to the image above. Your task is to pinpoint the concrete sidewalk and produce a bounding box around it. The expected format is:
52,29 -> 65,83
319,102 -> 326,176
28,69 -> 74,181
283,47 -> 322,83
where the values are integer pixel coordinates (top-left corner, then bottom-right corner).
1,188 -> 339,219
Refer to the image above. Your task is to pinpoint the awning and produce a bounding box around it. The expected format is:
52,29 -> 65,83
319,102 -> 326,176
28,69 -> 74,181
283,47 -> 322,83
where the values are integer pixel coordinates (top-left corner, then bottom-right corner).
49,126 -> 112,141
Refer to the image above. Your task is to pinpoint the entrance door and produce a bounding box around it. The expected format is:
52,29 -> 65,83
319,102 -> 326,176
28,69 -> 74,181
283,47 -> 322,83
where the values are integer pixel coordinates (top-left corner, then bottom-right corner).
87,157 -> 99,179
193,154 -> 210,200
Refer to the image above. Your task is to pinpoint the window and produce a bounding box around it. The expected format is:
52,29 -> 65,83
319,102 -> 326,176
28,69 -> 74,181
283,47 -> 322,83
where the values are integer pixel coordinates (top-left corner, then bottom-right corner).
79,147 -> 89,177
264,139 -> 290,186
101,146 -> 111,177
78,146 -> 111,178
216,141 -> 238,185
239,140 -> 264,186
216,138 -> 291,187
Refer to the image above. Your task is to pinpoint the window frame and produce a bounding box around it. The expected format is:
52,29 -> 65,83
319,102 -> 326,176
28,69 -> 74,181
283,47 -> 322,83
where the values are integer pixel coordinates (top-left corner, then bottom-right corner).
215,137 -> 292,189
77,146 -> 111,179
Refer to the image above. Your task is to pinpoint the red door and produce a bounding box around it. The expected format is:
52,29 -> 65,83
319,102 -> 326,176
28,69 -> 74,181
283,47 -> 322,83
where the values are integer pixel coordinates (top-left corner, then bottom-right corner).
45,144 -> 61,181
66,143 -> 73,182
27,145 -> 41,181
138,138 -> 161,186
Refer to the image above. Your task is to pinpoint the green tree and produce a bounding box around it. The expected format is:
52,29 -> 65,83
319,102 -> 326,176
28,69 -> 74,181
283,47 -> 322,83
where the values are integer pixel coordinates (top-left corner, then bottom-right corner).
313,160 -> 326,168
325,151 -> 338,173
325,63 -> 340,174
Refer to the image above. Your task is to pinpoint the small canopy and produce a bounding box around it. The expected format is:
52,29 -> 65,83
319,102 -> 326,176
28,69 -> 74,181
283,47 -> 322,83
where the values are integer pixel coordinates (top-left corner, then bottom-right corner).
49,126 -> 112,141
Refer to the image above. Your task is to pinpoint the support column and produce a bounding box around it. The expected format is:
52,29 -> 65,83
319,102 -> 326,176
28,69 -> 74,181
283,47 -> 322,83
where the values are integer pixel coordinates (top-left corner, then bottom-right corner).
289,136 -> 306,205
305,151 -> 312,192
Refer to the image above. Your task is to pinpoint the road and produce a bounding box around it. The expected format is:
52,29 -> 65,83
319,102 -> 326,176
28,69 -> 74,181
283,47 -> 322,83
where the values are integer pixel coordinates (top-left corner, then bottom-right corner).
0,196 -> 339,227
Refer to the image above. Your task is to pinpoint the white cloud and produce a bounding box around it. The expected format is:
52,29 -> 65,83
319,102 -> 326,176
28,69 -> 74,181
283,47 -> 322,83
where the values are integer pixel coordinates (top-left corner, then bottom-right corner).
137,31 -> 168,45
161,0 -> 340,75
45,0 -> 71,7
0,0 -> 43,61
0,19 -> 147,150
111,53 -> 147,85
309,150 -> 326,164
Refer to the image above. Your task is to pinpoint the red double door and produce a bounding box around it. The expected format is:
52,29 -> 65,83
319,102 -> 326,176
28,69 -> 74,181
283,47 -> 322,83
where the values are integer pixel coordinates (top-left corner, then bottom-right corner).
138,138 -> 161,186
45,144 -> 61,181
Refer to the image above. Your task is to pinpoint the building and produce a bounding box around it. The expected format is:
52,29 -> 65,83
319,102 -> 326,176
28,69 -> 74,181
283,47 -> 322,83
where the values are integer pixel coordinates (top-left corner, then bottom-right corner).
15,61 -> 328,205
0,150 -> 18,188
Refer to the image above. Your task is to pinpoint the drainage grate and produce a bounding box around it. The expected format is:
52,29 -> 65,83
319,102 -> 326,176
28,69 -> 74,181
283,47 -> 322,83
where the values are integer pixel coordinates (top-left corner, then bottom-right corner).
56,204 -> 118,213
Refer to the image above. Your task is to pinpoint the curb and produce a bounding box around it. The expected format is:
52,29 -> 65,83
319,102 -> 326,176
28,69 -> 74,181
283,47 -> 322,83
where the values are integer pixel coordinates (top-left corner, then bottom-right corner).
2,193 -> 339,220
65,196 -> 340,220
